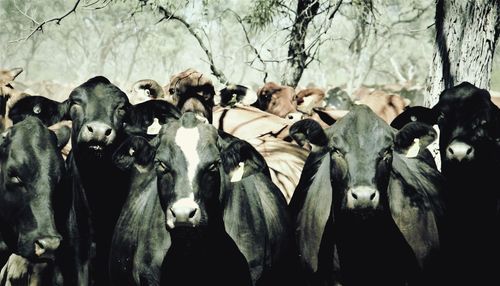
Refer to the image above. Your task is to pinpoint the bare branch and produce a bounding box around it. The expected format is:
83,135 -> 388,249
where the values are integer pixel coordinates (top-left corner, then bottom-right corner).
157,5 -> 229,85
10,0 -> 82,43
14,0 -> 39,25
224,9 -> 269,83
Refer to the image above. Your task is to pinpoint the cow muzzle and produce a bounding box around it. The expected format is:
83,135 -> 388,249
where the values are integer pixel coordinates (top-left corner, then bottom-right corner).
34,236 -> 61,260
80,121 -> 116,148
346,186 -> 380,210
446,140 -> 474,162
166,197 -> 201,230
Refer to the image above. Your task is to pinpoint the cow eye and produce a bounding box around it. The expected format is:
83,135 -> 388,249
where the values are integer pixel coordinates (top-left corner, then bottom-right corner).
437,112 -> 445,122
207,161 -> 220,172
382,149 -> 392,162
156,161 -> 170,173
332,148 -> 344,157
9,176 -> 22,186
117,106 -> 127,117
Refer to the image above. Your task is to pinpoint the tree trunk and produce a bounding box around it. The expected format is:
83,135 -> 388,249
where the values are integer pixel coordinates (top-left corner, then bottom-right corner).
425,0 -> 500,107
281,0 -> 320,88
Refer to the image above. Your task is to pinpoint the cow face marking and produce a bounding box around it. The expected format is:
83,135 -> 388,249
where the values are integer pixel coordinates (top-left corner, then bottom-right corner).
175,126 -> 201,189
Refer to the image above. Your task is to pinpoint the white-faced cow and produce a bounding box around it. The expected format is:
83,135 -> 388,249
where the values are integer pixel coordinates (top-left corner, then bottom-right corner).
109,112 -> 303,286
289,105 -> 445,285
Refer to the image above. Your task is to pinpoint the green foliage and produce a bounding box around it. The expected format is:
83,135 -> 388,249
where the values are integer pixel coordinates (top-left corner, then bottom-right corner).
245,0 -> 283,30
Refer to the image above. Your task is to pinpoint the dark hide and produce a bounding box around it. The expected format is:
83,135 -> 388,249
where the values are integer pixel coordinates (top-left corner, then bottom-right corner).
0,117 -> 67,284
109,113 -> 300,286
390,82 -> 500,283
433,82 -> 500,284
9,96 -> 70,126
289,105 -> 445,285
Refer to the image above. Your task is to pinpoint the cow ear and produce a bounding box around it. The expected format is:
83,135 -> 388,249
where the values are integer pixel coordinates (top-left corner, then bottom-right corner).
289,119 -> 328,149
50,125 -> 71,150
394,121 -> 437,158
0,129 -> 11,156
390,106 -> 437,130
219,138 -> 269,182
388,154 -> 444,268
113,136 -> 156,171
289,152 -> 333,273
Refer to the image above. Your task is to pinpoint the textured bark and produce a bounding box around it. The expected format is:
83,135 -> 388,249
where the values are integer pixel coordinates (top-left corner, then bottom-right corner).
281,0 -> 320,88
425,0 -> 500,107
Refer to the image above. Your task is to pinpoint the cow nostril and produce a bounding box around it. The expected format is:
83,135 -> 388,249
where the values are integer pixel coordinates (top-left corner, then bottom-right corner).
189,208 -> 197,218
448,147 -> 454,155
466,147 -> 473,155
105,128 -> 112,136
87,126 -> 93,133
170,208 -> 176,218
352,193 -> 358,200
370,192 -> 376,200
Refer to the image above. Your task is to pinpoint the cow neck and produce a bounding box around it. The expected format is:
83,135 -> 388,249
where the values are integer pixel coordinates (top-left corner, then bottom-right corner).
335,212 -> 419,284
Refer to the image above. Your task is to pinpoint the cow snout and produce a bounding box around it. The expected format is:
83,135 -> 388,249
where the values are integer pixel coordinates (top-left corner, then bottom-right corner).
446,141 -> 474,162
347,186 -> 379,209
34,237 -> 61,258
81,121 -> 116,144
166,197 -> 201,229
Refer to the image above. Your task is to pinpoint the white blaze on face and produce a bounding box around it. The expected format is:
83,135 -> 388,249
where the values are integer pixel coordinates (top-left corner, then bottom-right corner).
175,126 -> 201,188
426,125 -> 441,171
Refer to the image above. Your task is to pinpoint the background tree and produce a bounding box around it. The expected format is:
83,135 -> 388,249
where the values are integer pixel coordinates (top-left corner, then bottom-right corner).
425,0 -> 500,107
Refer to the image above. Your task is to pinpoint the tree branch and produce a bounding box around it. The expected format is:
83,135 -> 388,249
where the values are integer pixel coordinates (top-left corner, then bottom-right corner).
225,9 -> 269,83
157,5 -> 229,85
10,0 -> 82,43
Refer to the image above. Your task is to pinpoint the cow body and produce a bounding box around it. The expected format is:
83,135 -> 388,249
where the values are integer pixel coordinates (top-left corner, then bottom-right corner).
290,106 -> 445,285
0,117 -> 68,285
110,113 -> 301,286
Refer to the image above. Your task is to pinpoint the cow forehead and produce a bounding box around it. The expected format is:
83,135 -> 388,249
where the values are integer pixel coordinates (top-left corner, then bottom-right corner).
70,83 -> 129,105
329,106 -> 394,151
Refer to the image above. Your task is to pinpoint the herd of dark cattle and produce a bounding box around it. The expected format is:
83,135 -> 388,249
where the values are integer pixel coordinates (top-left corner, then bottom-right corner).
0,67 -> 500,286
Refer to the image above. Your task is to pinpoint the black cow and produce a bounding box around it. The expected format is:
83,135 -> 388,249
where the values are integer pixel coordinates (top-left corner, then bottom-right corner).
8,96 -> 70,127
8,76 -> 181,285
110,112 -> 302,286
289,105 -> 445,285
391,82 -> 500,284
0,117 -> 69,284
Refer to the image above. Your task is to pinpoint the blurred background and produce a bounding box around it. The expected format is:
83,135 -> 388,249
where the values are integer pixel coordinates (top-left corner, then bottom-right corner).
1,0 -> 499,101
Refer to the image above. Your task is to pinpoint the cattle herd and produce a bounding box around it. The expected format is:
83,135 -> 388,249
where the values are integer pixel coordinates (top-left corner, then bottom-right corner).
0,67 -> 499,286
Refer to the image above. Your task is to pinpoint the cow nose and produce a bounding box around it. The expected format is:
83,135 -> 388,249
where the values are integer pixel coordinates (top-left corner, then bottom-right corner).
166,197 -> 201,229
83,122 -> 115,142
347,186 -> 379,209
446,141 -> 474,162
34,237 -> 61,257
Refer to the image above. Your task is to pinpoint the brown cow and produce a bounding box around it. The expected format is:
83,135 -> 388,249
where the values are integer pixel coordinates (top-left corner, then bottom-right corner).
296,88 -> 326,115
255,82 -> 299,119
165,68 -> 216,122
0,68 -> 29,131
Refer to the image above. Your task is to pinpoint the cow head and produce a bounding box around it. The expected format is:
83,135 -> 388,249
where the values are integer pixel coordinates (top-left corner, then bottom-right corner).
290,105 -> 443,273
435,82 -> 500,167
0,68 -> 28,132
296,88 -> 325,115
219,84 -> 257,107
113,112 -> 268,232
255,82 -> 299,119
166,69 -> 215,123
129,79 -> 166,105
0,117 -> 69,261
